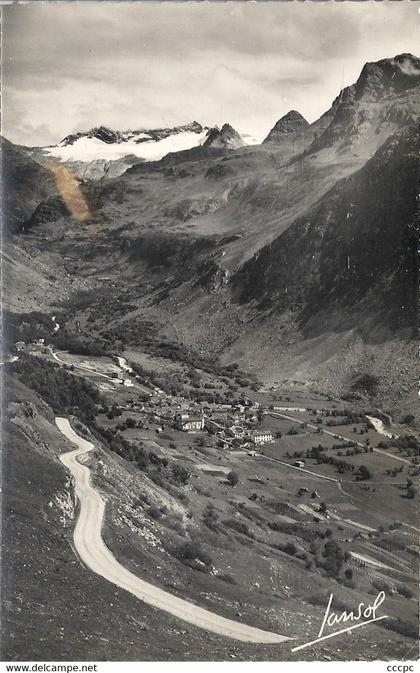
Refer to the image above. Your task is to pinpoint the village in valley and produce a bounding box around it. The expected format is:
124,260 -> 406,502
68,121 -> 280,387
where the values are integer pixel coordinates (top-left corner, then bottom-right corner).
4,314 -> 419,660
8,324 -> 419,519
10,332 -> 279,452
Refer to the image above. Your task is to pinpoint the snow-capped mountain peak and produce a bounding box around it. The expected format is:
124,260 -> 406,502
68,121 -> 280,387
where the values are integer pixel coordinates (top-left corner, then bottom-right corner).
45,122 -> 211,163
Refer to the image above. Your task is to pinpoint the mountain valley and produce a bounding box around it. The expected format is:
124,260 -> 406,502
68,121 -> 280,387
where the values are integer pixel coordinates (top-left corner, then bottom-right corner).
4,53 -> 419,415
2,51 -> 419,662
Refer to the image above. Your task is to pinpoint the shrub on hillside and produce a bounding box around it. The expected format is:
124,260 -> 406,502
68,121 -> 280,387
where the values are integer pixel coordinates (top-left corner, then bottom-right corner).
396,585 -> 413,599
283,542 -> 297,556
356,464 -> 372,481
147,505 -> 163,520
223,518 -> 254,539
383,618 -> 417,640
226,471 -> 239,486
172,464 -> 190,485
173,541 -> 212,571
202,504 -> 219,531
351,373 -> 380,396
218,573 -> 236,584
320,540 -> 346,578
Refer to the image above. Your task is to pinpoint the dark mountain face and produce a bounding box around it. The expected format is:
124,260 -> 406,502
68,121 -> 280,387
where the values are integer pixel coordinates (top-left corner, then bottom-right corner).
144,121 -> 205,142
61,126 -> 122,146
355,53 -> 420,99
263,110 -> 309,143
2,138 -> 57,233
203,124 -> 244,149
308,53 -> 420,154
233,124 -> 418,335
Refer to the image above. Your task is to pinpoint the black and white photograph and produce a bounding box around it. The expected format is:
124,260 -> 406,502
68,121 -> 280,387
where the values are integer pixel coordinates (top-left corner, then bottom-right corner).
1,0 -> 419,666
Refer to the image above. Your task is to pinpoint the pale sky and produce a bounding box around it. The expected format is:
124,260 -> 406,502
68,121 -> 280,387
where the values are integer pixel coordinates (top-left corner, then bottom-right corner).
3,1 -> 420,146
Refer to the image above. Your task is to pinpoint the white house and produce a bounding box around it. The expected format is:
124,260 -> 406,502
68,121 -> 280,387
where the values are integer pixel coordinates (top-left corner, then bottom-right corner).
175,413 -> 205,432
274,406 -> 306,413
250,429 -> 274,445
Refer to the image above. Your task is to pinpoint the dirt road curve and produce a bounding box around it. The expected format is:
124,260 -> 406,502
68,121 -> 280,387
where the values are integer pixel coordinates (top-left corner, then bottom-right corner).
51,349 -> 119,382
50,349 -> 151,395
267,411 -> 412,465
56,417 -> 292,644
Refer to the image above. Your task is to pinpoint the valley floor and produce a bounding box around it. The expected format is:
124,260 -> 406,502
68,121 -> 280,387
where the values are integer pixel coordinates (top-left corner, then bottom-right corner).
2,341 -> 418,661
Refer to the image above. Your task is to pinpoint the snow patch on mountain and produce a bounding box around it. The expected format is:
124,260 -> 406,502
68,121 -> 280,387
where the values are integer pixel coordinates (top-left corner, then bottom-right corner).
44,129 -> 210,163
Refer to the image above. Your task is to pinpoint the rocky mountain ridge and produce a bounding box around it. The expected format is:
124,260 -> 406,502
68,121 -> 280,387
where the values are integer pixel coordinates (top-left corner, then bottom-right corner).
203,124 -> 245,149
60,121 -> 207,147
3,53 -> 419,409
23,121 -> 244,179
263,110 -> 309,143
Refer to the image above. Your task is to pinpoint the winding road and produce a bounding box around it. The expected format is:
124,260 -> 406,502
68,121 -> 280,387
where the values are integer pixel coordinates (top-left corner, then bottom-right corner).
56,417 -> 292,644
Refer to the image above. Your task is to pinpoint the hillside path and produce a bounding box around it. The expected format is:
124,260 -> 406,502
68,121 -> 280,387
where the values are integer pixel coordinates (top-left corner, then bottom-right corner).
55,417 -> 292,644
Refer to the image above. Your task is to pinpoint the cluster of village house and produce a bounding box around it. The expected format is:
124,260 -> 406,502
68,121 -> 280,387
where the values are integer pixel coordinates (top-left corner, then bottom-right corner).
141,395 -> 275,447
13,339 -> 274,447
14,339 -> 49,354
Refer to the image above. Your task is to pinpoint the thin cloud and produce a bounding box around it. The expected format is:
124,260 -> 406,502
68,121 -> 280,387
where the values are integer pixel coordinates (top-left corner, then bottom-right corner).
3,1 -> 419,145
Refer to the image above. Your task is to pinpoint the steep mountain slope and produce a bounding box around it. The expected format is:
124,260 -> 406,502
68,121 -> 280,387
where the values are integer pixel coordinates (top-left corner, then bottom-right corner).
4,53 -> 419,409
3,375 -> 295,661
308,53 -> 420,156
2,138 -> 57,232
220,124 -> 418,403
234,124 -> 418,333
39,154 -> 145,182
